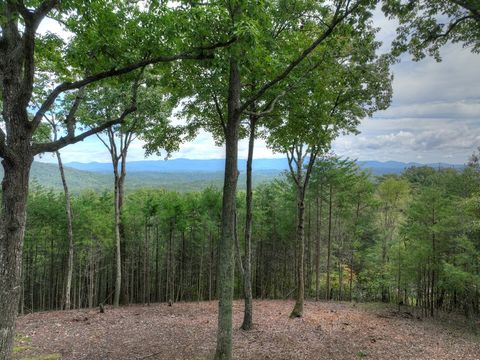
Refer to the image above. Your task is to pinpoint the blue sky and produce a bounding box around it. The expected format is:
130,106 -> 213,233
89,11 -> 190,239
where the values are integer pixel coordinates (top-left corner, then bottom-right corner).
37,9 -> 480,165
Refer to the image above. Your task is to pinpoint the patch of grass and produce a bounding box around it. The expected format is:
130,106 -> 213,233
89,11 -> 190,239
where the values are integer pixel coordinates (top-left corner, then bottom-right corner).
357,350 -> 368,358
15,334 -> 32,343
13,345 -> 32,353
20,354 -> 61,360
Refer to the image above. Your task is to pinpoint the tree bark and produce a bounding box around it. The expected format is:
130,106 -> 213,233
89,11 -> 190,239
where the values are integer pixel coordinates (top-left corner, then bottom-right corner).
56,151 -> 74,310
102,128 -> 129,308
0,153 -> 32,359
113,160 -> 123,307
290,185 -> 306,317
115,157 -> 128,306
241,116 -> 256,330
326,183 -> 333,300
214,58 -> 241,360
0,33 -> 35,350
315,182 -> 323,301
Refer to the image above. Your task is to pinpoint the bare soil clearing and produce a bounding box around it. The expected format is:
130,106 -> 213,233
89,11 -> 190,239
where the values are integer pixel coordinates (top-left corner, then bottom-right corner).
14,300 -> 479,360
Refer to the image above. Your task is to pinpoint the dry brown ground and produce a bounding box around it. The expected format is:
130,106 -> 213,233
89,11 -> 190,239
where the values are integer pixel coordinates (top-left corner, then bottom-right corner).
13,300 -> 480,360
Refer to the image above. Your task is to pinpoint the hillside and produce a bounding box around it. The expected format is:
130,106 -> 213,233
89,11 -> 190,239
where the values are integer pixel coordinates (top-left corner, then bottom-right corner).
66,158 -> 291,173
65,158 -> 464,176
5,162 -> 281,193
17,162 -> 111,192
0,159 -> 463,193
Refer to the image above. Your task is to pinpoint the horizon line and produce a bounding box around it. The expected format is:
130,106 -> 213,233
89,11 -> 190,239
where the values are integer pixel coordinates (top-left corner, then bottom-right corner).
34,158 -> 465,166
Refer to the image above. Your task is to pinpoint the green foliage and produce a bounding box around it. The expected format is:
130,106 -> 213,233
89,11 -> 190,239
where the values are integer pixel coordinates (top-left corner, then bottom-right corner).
266,19 -> 393,159
20,156 -> 480,319
382,0 -> 480,61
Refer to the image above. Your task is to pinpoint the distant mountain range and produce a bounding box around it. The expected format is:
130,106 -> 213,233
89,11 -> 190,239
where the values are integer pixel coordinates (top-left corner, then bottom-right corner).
66,158 -> 464,176
66,158 -> 292,173
0,159 -> 464,193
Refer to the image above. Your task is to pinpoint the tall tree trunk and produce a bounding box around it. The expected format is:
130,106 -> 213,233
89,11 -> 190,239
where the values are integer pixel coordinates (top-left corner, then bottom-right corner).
307,202 -> 312,297
113,151 -> 127,307
0,152 -> 32,359
326,183 -> 333,300
315,182 -> 323,301
431,206 -> 436,317
56,151 -> 75,310
209,231 -> 213,301
143,220 -> 149,304
241,116 -> 256,331
118,168 -> 128,305
155,225 -> 160,302
287,146 -> 317,317
290,186 -> 306,317
214,58 -> 241,360
350,200 -> 360,302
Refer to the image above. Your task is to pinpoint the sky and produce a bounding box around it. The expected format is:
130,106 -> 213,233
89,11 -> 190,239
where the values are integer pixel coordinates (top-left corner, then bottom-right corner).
36,8 -> 480,165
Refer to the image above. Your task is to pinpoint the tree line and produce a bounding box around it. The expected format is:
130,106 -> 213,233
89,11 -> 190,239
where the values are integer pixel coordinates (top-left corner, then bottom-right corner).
20,157 -> 480,323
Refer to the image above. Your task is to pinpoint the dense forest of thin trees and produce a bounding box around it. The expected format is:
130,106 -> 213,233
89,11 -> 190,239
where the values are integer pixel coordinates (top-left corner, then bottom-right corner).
20,156 -> 480,323
1,0 -> 479,358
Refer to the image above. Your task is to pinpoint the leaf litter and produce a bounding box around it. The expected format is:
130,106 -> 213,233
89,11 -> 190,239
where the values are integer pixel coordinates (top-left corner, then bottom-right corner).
14,300 -> 480,359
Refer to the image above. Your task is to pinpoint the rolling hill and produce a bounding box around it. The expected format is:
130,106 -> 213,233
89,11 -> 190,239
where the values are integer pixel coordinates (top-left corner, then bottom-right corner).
0,159 -> 464,193
66,158 -> 463,176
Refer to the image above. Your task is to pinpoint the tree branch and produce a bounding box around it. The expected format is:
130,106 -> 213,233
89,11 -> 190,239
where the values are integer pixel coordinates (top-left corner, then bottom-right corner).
107,127 -> 119,163
449,0 -> 480,22
18,0 -> 59,106
96,132 -> 112,153
303,146 -> 320,193
64,88 -> 85,136
212,92 -> 227,133
33,0 -> 59,21
243,90 -> 286,117
421,15 -> 474,47
32,105 -> 136,154
32,38 -> 236,128
238,0 -> 361,114
8,1 -> 31,20
286,146 -> 300,188
329,92 -> 343,117
33,69 -> 144,155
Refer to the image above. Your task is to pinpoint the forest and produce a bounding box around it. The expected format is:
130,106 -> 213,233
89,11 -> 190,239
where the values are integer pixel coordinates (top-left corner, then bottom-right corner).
0,0 -> 479,359
22,158 -> 480,317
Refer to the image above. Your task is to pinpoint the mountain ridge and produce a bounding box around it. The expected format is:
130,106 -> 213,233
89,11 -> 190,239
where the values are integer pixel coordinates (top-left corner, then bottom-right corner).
0,159 -> 464,193
63,158 -> 464,174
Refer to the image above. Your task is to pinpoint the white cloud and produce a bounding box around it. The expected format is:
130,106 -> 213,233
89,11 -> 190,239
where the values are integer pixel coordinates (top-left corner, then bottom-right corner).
391,47 -> 480,105
378,100 -> 480,119
333,117 -> 480,163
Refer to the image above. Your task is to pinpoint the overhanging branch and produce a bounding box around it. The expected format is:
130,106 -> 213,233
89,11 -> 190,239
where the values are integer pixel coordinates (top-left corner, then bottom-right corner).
243,91 -> 286,117
238,0 -> 362,114
32,105 -> 136,154
32,38 -> 236,128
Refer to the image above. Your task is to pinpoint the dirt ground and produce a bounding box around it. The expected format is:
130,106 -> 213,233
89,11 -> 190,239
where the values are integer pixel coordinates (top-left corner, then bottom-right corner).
13,300 -> 480,360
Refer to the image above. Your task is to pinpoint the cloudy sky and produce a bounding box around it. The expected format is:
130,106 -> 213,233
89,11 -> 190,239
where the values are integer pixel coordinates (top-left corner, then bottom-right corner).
37,9 -> 480,165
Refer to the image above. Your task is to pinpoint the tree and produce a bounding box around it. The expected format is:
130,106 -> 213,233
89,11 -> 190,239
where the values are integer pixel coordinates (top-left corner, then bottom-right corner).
382,0 -> 480,61
375,177 -> 410,302
81,75 -> 178,307
266,26 -> 392,316
168,2 -> 382,356
46,118 -> 75,310
0,1 -> 233,357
